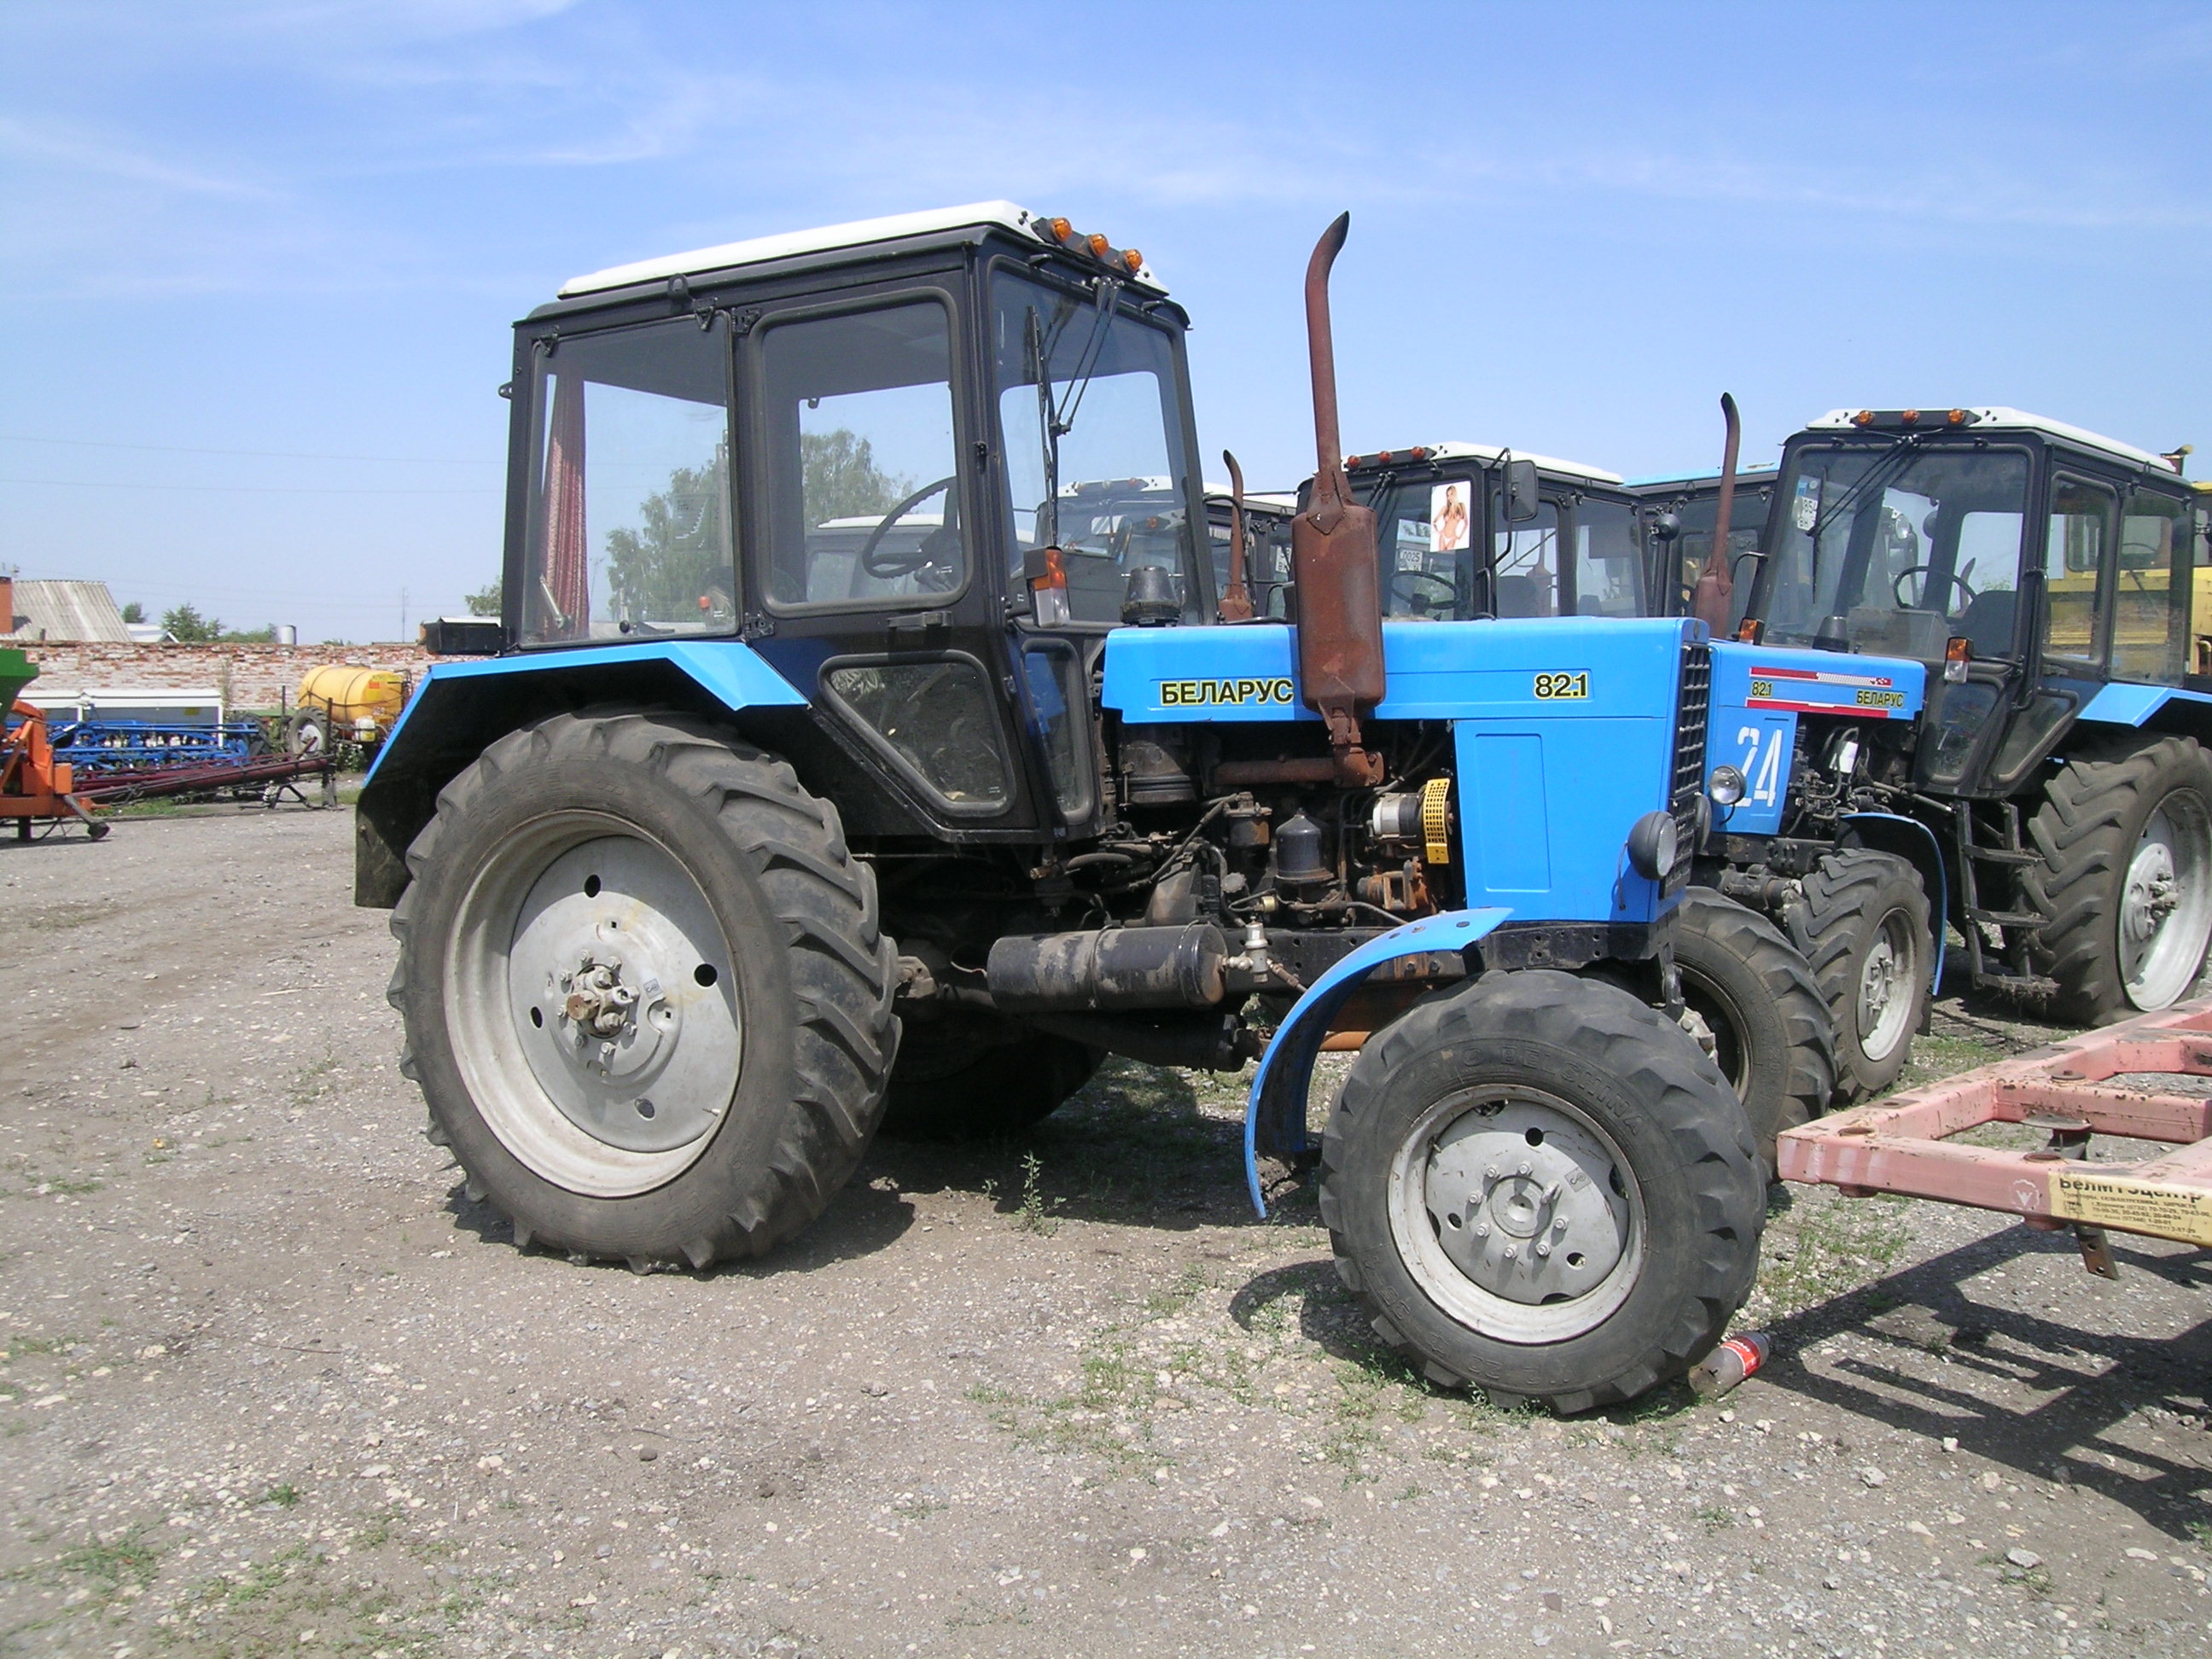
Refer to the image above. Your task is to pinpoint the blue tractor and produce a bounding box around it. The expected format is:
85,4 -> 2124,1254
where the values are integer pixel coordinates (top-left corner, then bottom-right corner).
357,206 -> 1776,1411
1307,440 -> 1838,1145
1719,406 -> 2212,1035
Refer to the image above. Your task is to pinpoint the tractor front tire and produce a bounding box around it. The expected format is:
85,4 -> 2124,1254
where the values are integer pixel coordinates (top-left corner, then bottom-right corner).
388,709 -> 899,1270
1319,969 -> 1763,1415
882,1014 -> 1100,1138
1785,850 -> 1930,1104
1672,888 -> 1835,1173
2025,735 -> 2212,1023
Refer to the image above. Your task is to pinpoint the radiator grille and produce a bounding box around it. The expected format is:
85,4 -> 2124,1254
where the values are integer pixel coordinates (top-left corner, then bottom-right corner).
1667,641 -> 1710,895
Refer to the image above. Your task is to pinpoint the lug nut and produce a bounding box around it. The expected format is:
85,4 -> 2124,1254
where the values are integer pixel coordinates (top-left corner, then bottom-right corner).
1535,1243 -> 1551,1258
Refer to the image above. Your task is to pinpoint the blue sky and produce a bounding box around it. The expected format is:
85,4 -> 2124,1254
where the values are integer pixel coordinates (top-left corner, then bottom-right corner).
3,1 -> 2209,641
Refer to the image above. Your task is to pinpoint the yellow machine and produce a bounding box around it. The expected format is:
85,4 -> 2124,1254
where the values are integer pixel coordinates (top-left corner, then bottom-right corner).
2036,477 -> 2211,679
289,666 -> 409,756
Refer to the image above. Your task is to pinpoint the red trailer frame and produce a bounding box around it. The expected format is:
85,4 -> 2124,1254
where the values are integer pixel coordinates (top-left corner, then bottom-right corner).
1778,998 -> 2212,1278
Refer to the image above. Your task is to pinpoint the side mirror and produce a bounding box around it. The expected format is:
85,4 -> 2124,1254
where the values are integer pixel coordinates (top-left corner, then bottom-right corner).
1651,511 -> 1682,543
1503,458 -> 1540,524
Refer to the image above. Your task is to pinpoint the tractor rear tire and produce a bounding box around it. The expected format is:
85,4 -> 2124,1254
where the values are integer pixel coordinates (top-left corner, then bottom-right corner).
1671,888 -> 1835,1175
882,1014 -> 1101,1138
2024,734 -> 2212,1023
388,709 -> 899,1270
1319,969 -> 1762,1415
1785,850 -> 1931,1104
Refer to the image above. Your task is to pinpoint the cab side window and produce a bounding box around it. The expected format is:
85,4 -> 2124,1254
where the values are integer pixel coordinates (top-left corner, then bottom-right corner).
520,316 -> 736,646
2041,474 -> 2118,672
2112,490 -> 2192,684
1492,497 -> 1562,617
757,300 -> 968,612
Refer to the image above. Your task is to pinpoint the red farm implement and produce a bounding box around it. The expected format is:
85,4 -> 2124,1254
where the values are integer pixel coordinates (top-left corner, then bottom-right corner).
1778,998 -> 2212,1278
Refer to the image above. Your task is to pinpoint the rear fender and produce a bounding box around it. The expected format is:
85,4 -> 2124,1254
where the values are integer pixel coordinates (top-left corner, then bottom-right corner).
355,643 -> 807,907
1244,907 -> 1511,1217
1837,810 -> 1947,988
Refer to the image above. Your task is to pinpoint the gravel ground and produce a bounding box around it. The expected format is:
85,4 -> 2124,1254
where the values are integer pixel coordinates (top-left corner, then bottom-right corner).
2,804 -> 2207,1659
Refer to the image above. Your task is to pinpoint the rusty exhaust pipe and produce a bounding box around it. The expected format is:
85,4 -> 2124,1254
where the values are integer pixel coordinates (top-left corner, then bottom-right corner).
1690,392 -> 1741,634
1218,449 -> 1255,621
1292,212 -> 1386,787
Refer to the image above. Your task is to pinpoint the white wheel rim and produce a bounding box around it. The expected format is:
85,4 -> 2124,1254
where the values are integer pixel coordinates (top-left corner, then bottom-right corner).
444,811 -> 741,1197
1388,1086 -> 1644,1345
1858,909 -> 1920,1063
2119,793 -> 2212,1010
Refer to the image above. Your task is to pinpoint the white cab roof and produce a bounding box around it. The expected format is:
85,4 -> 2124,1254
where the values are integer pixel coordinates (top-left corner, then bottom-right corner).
560,201 -> 1161,297
1351,440 -> 1623,486
1806,408 -> 2180,474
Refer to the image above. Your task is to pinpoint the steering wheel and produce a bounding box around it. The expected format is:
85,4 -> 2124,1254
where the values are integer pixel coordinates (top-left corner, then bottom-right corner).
1889,564 -> 1976,613
1390,568 -> 1458,614
859,475 -> 961,579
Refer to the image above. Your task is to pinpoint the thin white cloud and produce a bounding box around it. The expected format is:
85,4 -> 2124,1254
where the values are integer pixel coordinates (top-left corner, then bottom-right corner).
0,114 -> 281,200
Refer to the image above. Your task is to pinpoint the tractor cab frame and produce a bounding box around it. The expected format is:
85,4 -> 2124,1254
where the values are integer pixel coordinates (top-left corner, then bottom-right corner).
1331,444 -> 1649,622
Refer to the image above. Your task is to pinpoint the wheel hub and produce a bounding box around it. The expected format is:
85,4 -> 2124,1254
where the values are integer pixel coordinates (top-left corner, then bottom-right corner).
2116,794 -> 2212,1010
498,835 -> 738,1159
1860,935 -> 1899,1028
1420,1103 -> 1628,1306
2124,843 -> 2179,945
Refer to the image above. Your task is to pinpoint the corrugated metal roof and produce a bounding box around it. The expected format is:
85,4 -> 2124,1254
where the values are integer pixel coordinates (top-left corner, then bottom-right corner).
3,580 -> 132,643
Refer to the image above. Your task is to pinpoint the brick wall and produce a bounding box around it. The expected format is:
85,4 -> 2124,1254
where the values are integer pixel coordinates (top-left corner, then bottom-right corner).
14,642 -> 474,712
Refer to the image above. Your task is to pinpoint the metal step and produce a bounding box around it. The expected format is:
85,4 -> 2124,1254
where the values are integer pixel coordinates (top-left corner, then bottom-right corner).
1964,846 -> 2040,866
1969,908 -> 2048,929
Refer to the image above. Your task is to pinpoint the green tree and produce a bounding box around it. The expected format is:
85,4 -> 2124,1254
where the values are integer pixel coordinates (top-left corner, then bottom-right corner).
119,601 -> 145,625
218,624 -> 277,643
161,603 -> 224,642
600,430 -> 913,626
605,446 -> 731,625
464,578 -> 503,617
801,428 -> 911,527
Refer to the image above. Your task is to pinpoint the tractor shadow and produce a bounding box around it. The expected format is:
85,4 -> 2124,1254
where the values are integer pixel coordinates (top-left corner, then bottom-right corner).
1751,1215 -> 2212,1542
854,1055 -> 1266,1239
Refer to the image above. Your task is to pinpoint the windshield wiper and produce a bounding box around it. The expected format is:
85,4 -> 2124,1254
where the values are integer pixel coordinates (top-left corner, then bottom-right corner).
1806,434 -> 1917,546
1024,307 -> 1059,547
1025,276 -> 1123,551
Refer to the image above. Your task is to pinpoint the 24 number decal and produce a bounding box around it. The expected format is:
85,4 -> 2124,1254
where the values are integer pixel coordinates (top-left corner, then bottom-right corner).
1735,725 -> 1785,809
1534,671 -> 1589,701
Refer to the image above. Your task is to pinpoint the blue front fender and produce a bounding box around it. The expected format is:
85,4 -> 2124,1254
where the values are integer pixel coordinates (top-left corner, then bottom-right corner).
1243,907 -> 1511,1218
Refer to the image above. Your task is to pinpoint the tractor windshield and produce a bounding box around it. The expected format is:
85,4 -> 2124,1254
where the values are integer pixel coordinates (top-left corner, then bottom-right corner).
992,270 -> 1204,625
1755,442 -> 2030,660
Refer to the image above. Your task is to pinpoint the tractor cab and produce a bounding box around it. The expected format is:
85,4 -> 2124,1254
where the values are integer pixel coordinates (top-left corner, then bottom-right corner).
1739,409 -> 2206,797
480,201 -> 1208,849
1632,463 -> 1780,624
1204,484 -> 1297,618
1330,444 -> 1646,620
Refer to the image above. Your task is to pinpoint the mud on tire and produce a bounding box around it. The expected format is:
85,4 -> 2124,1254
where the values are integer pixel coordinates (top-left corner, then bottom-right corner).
1318,970 -> 1763,1415
387,708 -> 899,1270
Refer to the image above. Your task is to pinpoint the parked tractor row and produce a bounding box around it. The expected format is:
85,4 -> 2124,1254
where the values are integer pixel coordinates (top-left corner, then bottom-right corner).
355,202 -> 2212,1413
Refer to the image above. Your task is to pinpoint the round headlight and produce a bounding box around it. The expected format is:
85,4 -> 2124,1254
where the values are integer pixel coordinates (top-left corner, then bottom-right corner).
1626,808 -> 1679,881
1707,764 -> 1746,806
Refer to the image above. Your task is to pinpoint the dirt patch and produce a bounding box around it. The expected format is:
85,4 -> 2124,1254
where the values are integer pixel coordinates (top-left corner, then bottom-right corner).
1,807 -> 2206,1656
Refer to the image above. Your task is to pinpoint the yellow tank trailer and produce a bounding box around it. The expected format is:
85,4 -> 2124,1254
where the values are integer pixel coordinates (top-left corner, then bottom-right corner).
288,666 -> 410,757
